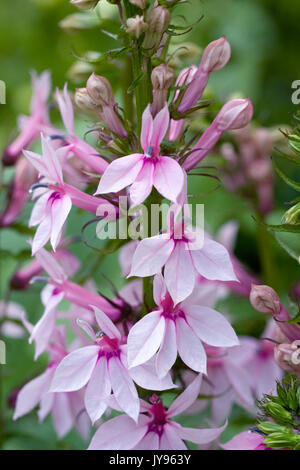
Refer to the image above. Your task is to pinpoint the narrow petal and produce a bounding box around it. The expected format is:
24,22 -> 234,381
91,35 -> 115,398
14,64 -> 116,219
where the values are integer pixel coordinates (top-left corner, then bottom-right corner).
176,317 -> 207,373
32,214 -> 52,255
191,238 -> 238,282
56,84 -> 74,135
140,105 -> 153,152
156,319 -> 177,378
129,160 -> 154,206
29,192 -> 50,227
13,367 -> 55,420
109,357 -> 140,422
129,234 -> 174,278
159,423 -> 187,450
164,242 -> 195,305
178,421 -> 227,445
151,104 -> 170,152
84,357 -> 111,424
224,362 -> 254,409
50,346 -> 99,392
184,305 -> 239,347
221,431 -> 264,450
95,154 -> 143,195
134,432 -> 159,450
41,135 -> 63,184
93,307 -> 121,339
153,273 -> 167,307
52,392 -> 74,438
129,355 -> 176,391
35,247 -> 67,283
88,415 -> 148,450
50,195 -> 72,251
127,311 -> 165,368
153,157 -> 184,202
168,374 -> 202,418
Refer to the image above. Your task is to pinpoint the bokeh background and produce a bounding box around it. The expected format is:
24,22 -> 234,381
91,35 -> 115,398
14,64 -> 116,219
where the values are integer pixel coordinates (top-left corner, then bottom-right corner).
1,0 -> 300,449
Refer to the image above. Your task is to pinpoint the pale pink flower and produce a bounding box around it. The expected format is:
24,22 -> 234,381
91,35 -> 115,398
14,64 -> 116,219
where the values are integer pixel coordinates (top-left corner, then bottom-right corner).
0,301 -> 26,338
88,374 -> 227,450
221,431 -> 271,450
14,326 -> 90,439
96,104 -> 185,206
3,71 -> 54,166
50,307 -> 175,424
129,212 -> 238,305
24,134 -> 113,254
56,84 -> 108,174
127,274 -> 238,375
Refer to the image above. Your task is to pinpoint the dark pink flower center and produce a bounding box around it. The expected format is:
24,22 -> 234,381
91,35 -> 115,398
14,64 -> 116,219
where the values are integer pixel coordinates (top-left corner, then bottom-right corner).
97,335 -> 120,360
147,399 -> 168,437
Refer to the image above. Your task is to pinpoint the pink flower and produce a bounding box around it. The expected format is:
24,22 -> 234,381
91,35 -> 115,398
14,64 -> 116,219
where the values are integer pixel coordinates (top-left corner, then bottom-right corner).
24,134 -> 113,254
2,71 -> 54,166
50,307 -> 175,424
221,431 -> 271,450
129,212 -> 238,305
56,84 -> 108,175
14,326 -> 90,439
127,274 -> 238,375
182,98 -> 254,172
96,104 -> 185,206
88,374 -> 227,450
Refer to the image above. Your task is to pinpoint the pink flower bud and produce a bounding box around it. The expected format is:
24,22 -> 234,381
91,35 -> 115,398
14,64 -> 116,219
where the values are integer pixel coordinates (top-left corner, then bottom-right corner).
216,98 -> 254,132
75,87 -> 99,112
143,5 -> 170,51
70,0 -> 100,10
126,15 -> 148,38
274,341 -> 300,373
129,0 -> 147,8
86,73 -> 114,107
200,36 -> 231,73
249,284 -> 281,315
151,64 -> 174,115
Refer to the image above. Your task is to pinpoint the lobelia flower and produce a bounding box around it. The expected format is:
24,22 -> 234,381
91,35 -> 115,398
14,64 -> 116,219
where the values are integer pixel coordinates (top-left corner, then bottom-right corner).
95,104 -> 185,206
169,65 -> 197,141
128,209 -> 238,305
127,274 -> 238,375
24,134 -> 115,254
221,431 -> 272,450
0,301 -> 27,338
88,374 -> 227,450
182,98 -> 254,172
14,325 -> 90,440
2,71 -> 55,166
50,307 -> 175,424
55,84 -> 109,174
178,36 -> 231,114
151,64 -> 174,116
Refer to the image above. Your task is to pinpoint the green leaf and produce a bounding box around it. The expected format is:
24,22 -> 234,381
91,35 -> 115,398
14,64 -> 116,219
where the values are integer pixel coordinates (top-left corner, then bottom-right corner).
273,159 -> 300,192
127,73 -> 145,94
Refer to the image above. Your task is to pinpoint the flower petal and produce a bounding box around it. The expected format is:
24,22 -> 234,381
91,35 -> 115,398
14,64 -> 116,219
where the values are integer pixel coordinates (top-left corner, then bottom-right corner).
156,319 -> 177,378
168,373 -> 202,418
159,423 -> 187,450
164,242 -> 195,305
151,104 -> 170,152
129,159 -> 154,206
176,317 -> 207,373
178,421 -> 227,445
50,195 -> 72,251
129,234 -> 174,278
95,153 -> 143,195
153,157 -> 184,202
84,357 -> 110,424
109,357 -> 140,422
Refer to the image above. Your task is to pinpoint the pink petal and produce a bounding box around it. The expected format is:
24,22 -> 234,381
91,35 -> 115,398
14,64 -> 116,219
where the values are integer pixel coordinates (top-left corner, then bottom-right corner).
76,318 -> 97,342
41,134 -> 63,184
129,159 -> 154,206
13,367 -> 55,420
50,195 -> 72,251
184,305 -> 239,347
88,414 -> 149,450
52,392 -> 74,438
109,357 -> 140,422
159,423 -> 187,450
35,247 -> 67,283
134,432 -> 160,450
23,149 -> 49,179
32,214 -> 52,255
224,362 -> 254,409
153,273 -> 167,306
29,192 -> 50,227
140,105 -> 153,152
127,310 -> 165,368
56,84 -> 74,135
153,157 -> 184,202
178,421 -> 227,445
95,153 -> 143,194
191,238 -> 238,282
164,242 -> 195,305
50,345 -> 99,392
151,104 -> 170,152
156,319 -> 177,377
84,357 -> 110,423
168,373 -> 202,418
129,355 -> 176,391
93,307 -> 121,339
221,431 -> 264,450
38,392 -> 55,422
129,234 -> 174,278
176,317 -> 207,373
217,220 -> 239,251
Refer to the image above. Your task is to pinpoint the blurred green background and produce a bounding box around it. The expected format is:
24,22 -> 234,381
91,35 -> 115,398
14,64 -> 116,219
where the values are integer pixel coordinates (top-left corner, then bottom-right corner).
1,0 -> 300,450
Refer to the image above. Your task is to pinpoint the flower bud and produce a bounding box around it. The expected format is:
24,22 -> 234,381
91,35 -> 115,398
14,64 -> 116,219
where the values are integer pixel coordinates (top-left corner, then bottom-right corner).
151,63 -> 174,91
283,201 -> 300,225
86,73 -> 114,107
75,87 -> 99,112
129,0 -> 147,8
216,98 -> 254,132
200,36 -> 231,73
126,15 -> 148,38
70,0 -> 100,10
274,341 -> 300,372
249,284 -> 281,315
143,5 -> 170,51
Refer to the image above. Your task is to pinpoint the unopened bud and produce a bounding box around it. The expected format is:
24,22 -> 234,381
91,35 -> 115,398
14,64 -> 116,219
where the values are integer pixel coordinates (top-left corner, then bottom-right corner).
143,6 -> 170,51
86,73 -> 114,107
129,0 -> 147,8
70,0 -> 100,10
200,36 -> 231,73
75,88 -> 99,112
274,341 -> 300,372
283,201 -> 300,225
126,15 -> 148,38
151,64 -> 174,91
216,98 -> 254,132
250,284 -> 281,315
